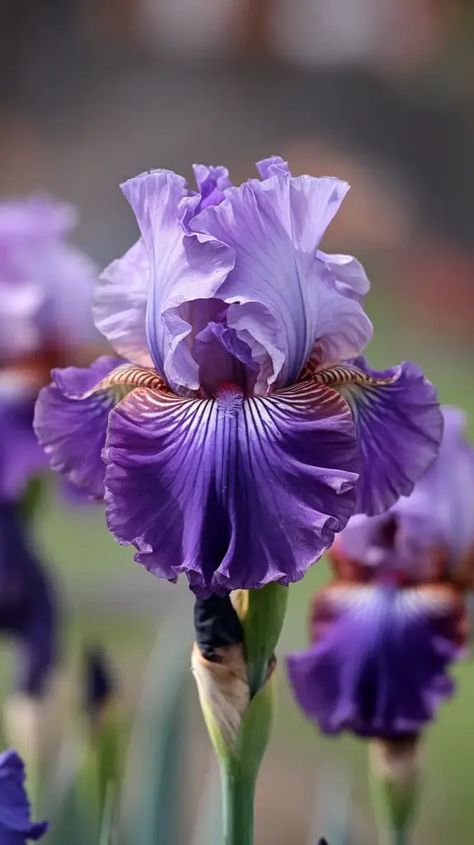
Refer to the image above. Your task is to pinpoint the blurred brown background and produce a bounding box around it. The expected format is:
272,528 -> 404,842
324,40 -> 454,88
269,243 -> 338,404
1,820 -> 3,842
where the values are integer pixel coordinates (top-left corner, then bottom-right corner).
1,2 -> 473,843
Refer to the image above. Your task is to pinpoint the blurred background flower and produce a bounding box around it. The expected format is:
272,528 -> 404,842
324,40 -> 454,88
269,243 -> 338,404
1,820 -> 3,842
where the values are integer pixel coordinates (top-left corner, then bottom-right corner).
287,405 -> 473,841
0,1 -> 474,842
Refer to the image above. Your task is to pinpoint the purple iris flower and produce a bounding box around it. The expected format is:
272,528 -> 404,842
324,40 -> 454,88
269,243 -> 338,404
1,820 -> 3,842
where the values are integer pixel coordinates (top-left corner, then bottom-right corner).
0,749 -> 47,843
34,156 -> 442,595
287,406 -> 470,739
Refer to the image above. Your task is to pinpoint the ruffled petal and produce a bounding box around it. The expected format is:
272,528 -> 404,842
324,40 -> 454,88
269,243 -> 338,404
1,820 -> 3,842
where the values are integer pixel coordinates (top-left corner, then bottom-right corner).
103,380 -> 359,595
192,164 -> 232,210
94,239 -> 153,368
256,155 -> 290,179
316,250 -> 370,301
34,356 -> 127,499
313,359 -> 443,515
121,170 -> 235,391
287,582 -> 465,739
191,173 -> 371,388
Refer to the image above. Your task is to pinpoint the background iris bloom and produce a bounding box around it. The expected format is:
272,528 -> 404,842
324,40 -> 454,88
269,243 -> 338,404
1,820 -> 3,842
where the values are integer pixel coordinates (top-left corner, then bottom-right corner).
287,406 -> 473,739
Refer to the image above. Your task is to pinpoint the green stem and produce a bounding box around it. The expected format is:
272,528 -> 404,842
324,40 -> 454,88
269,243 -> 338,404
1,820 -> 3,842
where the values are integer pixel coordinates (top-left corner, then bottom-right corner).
243,583 -> 289,695
221,762 -> 256,845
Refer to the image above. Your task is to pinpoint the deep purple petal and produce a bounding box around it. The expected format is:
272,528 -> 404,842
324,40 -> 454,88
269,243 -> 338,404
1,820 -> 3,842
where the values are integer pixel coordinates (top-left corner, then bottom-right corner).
95,239 -> 153,368
287,582 -> 464,739
104,380 -> 359,595
0,749 -> 48,839
34,356 -> 124,500
192,173 -> 371,387
338,358 -> 443,515
120,170 -> 235,391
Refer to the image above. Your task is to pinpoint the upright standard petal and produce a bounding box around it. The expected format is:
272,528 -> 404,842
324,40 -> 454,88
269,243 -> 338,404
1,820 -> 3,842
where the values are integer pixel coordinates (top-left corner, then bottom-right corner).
104,380 -> 359,595
94,240 -> 153,368
192,174 -> 371,387
34,356 -> 126,499
313,359 -> 443,515
0,749 -> 48,840
192,164 -> 232,211
121,170 -> 235,391
287,581 -> 465,739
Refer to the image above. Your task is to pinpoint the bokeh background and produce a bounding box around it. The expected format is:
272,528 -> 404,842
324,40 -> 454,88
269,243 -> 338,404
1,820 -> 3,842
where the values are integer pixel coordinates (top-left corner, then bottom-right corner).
1,1 -> 474,842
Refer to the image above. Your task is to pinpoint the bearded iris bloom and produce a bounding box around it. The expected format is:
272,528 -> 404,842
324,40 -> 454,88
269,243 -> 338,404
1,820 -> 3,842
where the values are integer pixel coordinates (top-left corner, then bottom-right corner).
35,156 -> 442,596
287,406 -> 472,739
0,750 -> 47,843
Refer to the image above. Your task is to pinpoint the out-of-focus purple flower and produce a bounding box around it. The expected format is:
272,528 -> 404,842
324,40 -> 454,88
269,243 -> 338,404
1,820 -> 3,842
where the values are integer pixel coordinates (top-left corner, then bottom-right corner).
0,195 -> 96,363
35,156 -> 442,595
0,501 -> 56,697
0,749 -> 47,842
287,406 -> 471,739
0,503 -> 56,696
287,580 -> 464,739
336,406 -> 474,584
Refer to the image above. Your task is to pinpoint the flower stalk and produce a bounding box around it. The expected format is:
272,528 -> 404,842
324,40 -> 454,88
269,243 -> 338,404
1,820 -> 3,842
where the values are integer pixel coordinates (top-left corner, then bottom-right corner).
369,737 -> 420,845
193,584 -> 288,845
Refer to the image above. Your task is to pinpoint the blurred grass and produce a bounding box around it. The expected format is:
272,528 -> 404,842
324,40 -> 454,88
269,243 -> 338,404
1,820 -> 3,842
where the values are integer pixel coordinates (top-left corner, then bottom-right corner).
6,287 -> 473,843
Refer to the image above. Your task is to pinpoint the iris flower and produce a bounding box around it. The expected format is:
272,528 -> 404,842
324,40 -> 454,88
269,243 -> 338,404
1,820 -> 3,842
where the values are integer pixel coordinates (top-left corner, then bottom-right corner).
287,407 -> 471,739
0,749 -> 47,843
35,156 -> 442,595
0,195 -> 97,500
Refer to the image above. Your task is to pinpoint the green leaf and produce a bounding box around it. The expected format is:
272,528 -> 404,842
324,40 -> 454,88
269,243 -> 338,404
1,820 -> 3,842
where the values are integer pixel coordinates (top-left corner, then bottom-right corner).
119,601 -> 193,845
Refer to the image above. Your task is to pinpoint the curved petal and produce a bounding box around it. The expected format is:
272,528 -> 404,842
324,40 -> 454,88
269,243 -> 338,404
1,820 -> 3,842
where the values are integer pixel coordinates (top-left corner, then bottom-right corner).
287,582 -> 465,738
34,356 -> 126,499
316,250 -> 370,301
103,380 -> 360,595
192,164 -> 232,210
94,239 -> 153,367
256,155 -> 290,179
121,170 -> 235,391
314,359 -> 443,515
191,173 -> 371,387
